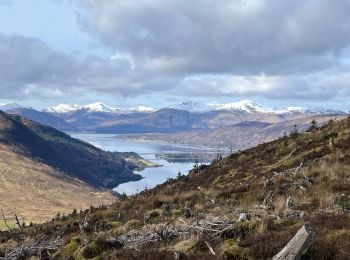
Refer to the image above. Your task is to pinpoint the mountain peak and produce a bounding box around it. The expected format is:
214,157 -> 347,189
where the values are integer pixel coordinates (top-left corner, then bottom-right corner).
168,101 -> 211,112
81,102 -> 117,113
0,103 -> 29,111
44,104 -> 80,113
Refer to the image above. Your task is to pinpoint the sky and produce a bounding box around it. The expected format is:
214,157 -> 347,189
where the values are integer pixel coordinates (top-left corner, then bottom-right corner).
0,0 -> 350,110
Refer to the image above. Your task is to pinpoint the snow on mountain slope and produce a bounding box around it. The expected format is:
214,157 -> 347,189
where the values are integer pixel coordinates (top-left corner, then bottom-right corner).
168,101 -> 213,112
43,100 -> 345,115
169,100 -> 345,115
81,102 -> 119,113
44,104 -> 80,113
213,99 -> 272,113
0,103 -> 29,111
45,102 -> 156,114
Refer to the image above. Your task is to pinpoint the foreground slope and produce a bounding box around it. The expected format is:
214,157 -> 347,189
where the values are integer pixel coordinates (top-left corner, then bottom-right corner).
0,111 -> 142,189
0,144 -> 114,225
2,117 -> 350,259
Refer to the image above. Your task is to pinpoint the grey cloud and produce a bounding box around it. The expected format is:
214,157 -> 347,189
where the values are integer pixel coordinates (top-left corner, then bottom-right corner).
78,0 -> 350,75
0,34 -> 177,100
2,0 -> 350,103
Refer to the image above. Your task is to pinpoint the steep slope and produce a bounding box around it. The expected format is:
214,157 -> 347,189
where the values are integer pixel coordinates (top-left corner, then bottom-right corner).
0,111 -> 142,189
0,144 -> 114,225
2,116 -> 350,259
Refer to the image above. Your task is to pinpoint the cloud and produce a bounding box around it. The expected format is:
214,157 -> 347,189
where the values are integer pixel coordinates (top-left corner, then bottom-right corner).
78,0 -> 350,75
2,0 -> 350,104
175,71 -> 350,100
0,33 -> 178,100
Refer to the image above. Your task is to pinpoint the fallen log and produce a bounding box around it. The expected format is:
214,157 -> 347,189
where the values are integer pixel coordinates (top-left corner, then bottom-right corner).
273,223 -> 316,260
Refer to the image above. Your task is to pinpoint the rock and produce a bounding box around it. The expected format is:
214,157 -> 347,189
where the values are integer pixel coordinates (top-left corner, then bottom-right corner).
285,210 -> 305,219
238,213 -> 251,222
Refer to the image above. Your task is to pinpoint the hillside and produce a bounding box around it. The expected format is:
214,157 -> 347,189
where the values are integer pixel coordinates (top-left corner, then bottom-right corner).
1,116 -> 350,259
0,144 -> 115,226
117,114 -> 346,149
0,111 -> 144,189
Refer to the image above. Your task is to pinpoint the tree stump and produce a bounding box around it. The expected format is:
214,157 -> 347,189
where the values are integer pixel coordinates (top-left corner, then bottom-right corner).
273,223 -> 316,260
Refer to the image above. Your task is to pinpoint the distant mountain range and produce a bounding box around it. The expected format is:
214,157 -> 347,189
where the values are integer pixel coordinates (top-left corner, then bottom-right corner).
167,100 -> 344,115
6,99 -> 339,115
43,102 -> 156,114
0,100 -> 346,148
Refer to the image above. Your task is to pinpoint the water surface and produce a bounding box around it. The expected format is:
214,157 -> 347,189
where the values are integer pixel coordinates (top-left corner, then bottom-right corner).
69,133 -> 211,195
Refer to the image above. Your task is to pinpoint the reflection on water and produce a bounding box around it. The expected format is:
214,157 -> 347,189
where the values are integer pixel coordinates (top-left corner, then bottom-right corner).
69,132 -> 211,195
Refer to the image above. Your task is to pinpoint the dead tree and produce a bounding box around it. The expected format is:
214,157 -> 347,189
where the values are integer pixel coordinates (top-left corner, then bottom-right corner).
1,208 -> 12,232
273,223 -> 316,260
79,209 -> 91,232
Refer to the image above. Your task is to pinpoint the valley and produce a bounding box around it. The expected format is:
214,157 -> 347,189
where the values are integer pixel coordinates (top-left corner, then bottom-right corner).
69,132 -> 215,196
1,112 -> 350,259
0,111 -> 152,226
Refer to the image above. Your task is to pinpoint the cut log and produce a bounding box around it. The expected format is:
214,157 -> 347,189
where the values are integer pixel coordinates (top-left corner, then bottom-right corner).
273,223 -> 316,260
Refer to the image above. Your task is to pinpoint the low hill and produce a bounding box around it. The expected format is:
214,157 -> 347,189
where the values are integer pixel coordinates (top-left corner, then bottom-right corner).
5,107 -> 72,131
0,111 -> 143,189
1,115 -> 350,258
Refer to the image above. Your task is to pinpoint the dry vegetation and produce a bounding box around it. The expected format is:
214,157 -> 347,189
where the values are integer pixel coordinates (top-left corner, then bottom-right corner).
0,144 -> 114,227
2,117 -> 350,259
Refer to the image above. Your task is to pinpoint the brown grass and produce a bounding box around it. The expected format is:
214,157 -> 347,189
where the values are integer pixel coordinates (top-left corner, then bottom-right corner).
0,144 -> 114,227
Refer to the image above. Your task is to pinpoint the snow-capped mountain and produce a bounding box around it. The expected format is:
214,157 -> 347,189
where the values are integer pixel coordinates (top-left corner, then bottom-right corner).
44,102 -> 156,114
168,100 -> 274,113
213,100 -> 272,113
169,100 -> 346,115
80,102 -> 121,113
0,103 -> 30,111
44,104 -> 81,114
168,101 -> 213,113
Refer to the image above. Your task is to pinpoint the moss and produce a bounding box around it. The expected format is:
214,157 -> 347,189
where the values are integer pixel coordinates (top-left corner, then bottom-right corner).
0,221 -> 17,231
107,221 -> 122,228
144,210 -> 162,224
81,240 -> 100,258
224,245 -> 250,260
220,238 -> 250,259
125,219 -> 141,229
171,209 -> 182,220
59,239 -> 80,259
166,239 -> 196,252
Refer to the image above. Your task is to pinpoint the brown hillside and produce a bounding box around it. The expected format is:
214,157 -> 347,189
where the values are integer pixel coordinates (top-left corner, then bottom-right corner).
0,144 -> 114,227
1,117 -> 350,259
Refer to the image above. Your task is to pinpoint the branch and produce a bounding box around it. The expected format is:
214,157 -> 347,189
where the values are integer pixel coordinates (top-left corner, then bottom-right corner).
1,208 -> 12,231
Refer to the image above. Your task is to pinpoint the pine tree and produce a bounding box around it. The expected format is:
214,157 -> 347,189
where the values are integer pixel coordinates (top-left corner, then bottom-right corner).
290,124 -> 299,139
